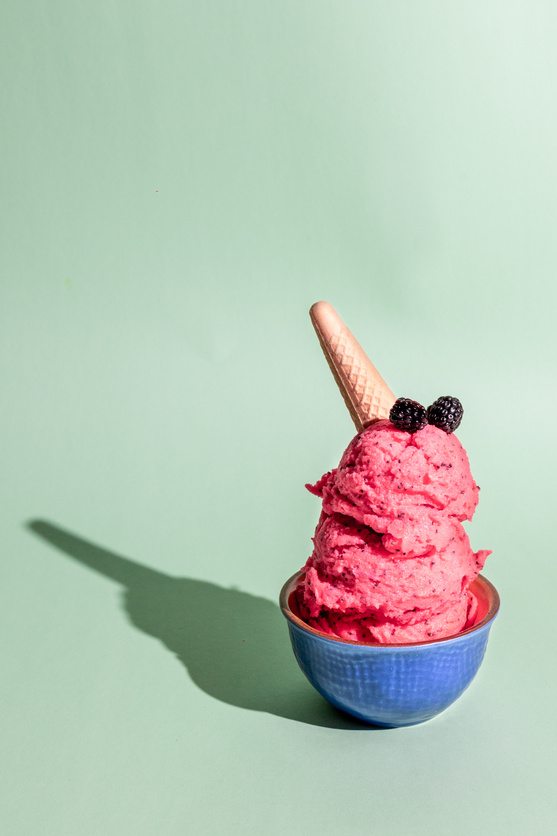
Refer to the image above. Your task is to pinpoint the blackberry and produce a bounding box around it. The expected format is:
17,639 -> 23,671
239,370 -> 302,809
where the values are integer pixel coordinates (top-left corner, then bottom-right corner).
427,396 -> 463,433
389,398 -> 428,433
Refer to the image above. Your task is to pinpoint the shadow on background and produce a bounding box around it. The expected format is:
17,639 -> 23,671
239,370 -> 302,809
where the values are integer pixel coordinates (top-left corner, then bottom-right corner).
27,520 -> 378,730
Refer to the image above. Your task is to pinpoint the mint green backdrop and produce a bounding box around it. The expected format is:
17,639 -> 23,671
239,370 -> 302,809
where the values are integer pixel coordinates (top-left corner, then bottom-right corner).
2,3 -> 555,834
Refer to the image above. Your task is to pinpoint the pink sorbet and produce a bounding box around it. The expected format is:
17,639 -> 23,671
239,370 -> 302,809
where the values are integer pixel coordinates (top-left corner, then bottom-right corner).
298,420 -> 491,643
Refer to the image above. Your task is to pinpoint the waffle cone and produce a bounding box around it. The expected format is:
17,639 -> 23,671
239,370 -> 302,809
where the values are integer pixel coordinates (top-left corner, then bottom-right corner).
310,301 -> 396,431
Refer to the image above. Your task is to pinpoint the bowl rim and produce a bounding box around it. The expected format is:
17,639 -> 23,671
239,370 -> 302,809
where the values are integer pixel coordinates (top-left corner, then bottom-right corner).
280,571 -> 500,648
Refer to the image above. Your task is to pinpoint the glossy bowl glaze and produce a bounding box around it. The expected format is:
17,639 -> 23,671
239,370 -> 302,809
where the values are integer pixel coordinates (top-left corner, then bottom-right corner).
280,571 -> 500,727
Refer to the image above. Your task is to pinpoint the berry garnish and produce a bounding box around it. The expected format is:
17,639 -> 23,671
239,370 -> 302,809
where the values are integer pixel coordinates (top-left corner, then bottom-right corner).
389,398 -> 428,433
427,396 -> 463,433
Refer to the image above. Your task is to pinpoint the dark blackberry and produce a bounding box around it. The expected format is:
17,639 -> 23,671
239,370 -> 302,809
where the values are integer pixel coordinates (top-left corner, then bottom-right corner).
427,396 -> 463,433
389,398 -> 428,433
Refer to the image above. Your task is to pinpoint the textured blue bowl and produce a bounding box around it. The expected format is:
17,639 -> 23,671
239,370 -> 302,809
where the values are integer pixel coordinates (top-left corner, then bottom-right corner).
280,572 -> 500,727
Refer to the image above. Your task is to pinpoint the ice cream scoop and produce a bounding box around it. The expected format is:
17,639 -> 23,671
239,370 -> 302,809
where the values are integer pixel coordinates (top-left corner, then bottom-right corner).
299,419 -> 490,643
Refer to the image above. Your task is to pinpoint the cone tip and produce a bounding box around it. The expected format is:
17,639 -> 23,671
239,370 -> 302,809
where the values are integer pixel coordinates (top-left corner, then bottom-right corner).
310,300 -> 331,318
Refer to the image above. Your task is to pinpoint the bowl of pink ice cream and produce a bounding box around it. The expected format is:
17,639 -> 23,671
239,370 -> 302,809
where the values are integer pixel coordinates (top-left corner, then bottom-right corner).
281,569 -> 499,727
281,418 -> 500,727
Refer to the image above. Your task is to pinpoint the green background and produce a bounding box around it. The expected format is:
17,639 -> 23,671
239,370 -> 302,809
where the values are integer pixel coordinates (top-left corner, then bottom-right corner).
2,2 -> 556,834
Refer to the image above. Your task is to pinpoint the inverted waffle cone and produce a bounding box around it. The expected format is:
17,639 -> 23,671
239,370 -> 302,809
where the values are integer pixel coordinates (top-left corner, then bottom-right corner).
310,301 -> 396,431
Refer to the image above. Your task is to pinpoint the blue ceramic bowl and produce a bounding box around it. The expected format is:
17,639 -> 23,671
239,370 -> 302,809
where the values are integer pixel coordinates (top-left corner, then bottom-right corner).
280,571 -> 500,727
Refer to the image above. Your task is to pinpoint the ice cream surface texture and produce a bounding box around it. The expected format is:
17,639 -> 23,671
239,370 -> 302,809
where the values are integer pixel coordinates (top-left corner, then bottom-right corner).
298,419 -> 491,643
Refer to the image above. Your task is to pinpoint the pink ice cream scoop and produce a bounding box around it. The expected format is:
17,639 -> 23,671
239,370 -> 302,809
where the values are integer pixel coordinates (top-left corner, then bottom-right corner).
297,303 -> 491,644
297,420 -> 491,643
